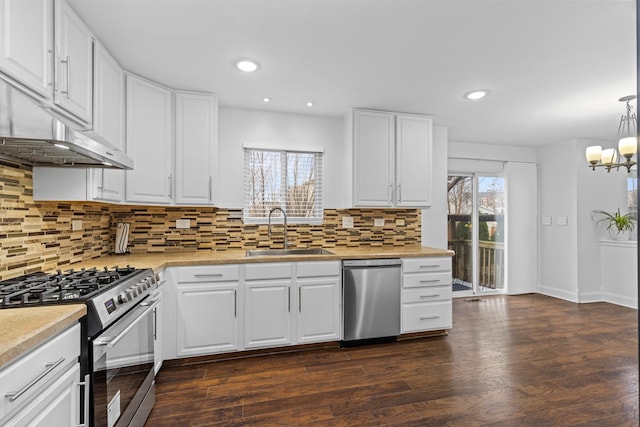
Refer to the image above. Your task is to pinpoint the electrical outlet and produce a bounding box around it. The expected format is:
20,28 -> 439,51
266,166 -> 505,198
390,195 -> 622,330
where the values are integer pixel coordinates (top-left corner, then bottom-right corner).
342,216 -> 354,228
374,218 -> 385,227
176,219 -> 190,229
395,219 -> 405,226
71,219 -> 82,231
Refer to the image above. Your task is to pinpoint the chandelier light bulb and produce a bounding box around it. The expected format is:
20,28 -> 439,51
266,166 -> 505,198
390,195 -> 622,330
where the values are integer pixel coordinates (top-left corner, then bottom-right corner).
601,148 -> 617,166
618,136 -> 637,158
586,146 -> 602,165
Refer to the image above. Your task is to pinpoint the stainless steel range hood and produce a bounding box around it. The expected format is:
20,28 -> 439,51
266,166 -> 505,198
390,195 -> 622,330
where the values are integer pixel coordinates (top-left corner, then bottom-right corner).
0,77 -> 133,169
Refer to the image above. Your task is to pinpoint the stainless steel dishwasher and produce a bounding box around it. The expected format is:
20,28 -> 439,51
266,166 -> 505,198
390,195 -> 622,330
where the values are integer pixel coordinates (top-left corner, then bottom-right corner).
342,258 -> 401,343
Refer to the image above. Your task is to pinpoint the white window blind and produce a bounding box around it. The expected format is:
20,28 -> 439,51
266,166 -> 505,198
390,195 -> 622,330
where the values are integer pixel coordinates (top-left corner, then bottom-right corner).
243,148 -> 323,224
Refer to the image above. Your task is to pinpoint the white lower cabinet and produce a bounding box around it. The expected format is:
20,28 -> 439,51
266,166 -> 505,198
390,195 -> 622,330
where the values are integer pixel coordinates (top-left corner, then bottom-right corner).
175,265 -> 240,357
153,284 -> 164,374
401,257 -> 453,333
296,261 -> 341,344
165,260 -> 342,360
0,323 -> 83,427
244,263 -> 293,349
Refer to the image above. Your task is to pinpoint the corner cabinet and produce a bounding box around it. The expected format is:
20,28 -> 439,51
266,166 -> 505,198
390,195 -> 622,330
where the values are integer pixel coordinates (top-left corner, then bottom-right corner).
125,73 -> 173,204
401,257 -> 452,333
353,109 -> 433,207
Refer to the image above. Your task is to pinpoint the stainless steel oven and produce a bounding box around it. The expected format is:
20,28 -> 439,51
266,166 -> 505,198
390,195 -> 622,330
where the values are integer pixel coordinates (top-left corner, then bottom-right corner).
0,266 -> 159,427
92,296 -> 158,427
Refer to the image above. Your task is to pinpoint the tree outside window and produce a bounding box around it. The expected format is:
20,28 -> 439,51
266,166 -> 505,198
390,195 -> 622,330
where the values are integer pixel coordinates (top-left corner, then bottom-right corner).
244,148 -> 323,224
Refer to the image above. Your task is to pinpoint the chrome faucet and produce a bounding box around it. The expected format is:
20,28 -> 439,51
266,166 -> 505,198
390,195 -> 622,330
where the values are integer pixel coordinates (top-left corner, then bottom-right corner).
268,207 -> 288,250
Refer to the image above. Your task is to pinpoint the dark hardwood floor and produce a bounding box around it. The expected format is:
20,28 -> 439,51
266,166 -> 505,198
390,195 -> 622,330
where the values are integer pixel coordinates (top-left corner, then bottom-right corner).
146,294 -> 639,426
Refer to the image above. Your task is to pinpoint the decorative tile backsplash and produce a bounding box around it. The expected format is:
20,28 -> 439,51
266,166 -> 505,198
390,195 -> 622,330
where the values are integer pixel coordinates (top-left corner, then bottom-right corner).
0,163 -> 421,279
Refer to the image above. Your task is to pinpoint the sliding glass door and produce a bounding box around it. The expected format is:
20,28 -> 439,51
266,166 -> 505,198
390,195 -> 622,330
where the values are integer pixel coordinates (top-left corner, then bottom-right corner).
448,174 -> 505,294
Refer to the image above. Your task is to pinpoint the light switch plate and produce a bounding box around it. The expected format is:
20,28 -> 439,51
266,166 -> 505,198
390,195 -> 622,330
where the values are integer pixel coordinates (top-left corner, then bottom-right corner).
542,217 -> 552,226
176,219 -> 190,229
342,216 -> 354,228
556,216 -> 568,226
71,219 -> 82,231
374,218 -> 385,227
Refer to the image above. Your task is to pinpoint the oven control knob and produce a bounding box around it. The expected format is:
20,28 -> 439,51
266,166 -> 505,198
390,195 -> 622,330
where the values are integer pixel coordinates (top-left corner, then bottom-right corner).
118,293 -> 128,304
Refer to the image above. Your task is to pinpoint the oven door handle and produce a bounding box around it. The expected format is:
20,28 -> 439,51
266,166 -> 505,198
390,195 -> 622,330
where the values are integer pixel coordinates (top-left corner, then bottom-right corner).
95,299 -> 160,349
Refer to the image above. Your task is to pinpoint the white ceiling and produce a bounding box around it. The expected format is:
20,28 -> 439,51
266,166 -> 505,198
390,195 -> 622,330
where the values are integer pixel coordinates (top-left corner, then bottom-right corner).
67,0 -> 636,147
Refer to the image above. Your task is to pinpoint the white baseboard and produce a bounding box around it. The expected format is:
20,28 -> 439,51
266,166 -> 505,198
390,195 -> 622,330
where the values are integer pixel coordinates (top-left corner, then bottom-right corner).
602,291 -> 638,309
537,284 -> 578,303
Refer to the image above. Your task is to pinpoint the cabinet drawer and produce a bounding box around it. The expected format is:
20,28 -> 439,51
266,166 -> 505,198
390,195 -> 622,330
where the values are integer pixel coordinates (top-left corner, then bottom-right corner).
402,301 -> 452,333
297,261 -> 340,278
403,272 -> 451,288
402,286 -> 451,303
0,324 -> 80,420
177,265 -> 239,283
402,257 -> 451,274
245,263 -> 292,281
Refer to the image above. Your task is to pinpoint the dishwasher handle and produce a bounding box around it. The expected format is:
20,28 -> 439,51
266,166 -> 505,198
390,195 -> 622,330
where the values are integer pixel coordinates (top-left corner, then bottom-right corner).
343,258 -> 401,268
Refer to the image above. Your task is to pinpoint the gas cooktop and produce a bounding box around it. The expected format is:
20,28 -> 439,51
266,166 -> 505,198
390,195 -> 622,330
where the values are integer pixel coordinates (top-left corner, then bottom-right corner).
0,266 -> 140,308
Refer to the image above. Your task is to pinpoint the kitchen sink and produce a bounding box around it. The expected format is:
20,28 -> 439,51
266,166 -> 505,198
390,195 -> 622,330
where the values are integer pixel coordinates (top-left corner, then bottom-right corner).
245,248 -> 334,257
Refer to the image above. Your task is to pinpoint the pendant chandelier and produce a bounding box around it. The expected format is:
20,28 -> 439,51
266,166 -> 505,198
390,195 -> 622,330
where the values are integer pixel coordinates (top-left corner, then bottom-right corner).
586,95 -> 637,173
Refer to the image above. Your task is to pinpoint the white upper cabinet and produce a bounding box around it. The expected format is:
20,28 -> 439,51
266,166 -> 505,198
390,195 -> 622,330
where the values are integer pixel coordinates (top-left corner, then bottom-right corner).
174,91 -> 217,205
353,110 -> 395,207
53,0 -> 93,123
395,114 -> 433,207
125,73 -> 173,204
90,41 -> 124,202
0,0 -> 53,98
353,109 -> 433,207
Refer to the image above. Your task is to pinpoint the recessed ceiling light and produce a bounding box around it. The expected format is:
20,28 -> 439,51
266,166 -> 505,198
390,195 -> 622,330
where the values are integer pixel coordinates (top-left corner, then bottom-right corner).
306,101 -> 315,107
465,90 -> 489,100
263,97 -> 271,103
54,143 -> 69,150
234,59 -> 260,72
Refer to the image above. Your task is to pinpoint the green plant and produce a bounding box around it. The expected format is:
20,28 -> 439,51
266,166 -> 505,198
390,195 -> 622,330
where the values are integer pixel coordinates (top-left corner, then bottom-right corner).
591,208 -> 636,232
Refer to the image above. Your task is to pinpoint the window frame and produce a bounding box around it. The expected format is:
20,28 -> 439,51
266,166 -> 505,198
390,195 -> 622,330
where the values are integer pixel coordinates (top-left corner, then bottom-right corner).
243,146 -> 324,225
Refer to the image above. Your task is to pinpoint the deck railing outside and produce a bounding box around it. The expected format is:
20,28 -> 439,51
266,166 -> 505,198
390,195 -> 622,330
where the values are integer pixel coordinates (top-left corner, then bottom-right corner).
448,239 -> 505,290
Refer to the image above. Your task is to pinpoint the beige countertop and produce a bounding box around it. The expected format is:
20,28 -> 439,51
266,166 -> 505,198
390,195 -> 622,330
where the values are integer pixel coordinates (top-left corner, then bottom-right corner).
59,245 -> 454,272
0,245 -> 451,367
0,304 -> 86,367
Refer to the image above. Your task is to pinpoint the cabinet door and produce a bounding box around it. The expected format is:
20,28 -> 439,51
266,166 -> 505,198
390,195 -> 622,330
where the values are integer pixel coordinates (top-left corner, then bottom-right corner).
90,42 -> 125,202
353,109 -> 395,207
125,74 -> 173,204
297,277 -> 341,344
176,284 -> 238,357
244,281 -> 292,349
395,114 -> 432,207
54,0 -> 93,122
0,0 -> 53,98
175,92 -> 217,205
3,363 -> 80,427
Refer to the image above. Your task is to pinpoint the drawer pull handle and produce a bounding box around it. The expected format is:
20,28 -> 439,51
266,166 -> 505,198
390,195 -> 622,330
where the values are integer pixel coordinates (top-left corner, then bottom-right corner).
194,273 -> 223,278
419,279 -> 440,283
419,294 -> 440,298
419,265 -> 440,268
419,315 -> 440,320
5,357 -> 65,402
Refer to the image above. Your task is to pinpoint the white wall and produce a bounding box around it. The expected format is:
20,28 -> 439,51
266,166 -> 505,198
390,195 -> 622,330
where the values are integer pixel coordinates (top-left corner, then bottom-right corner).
422,126 -> 448,249
217,107 -> 349,208
537,138 -> 629,303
